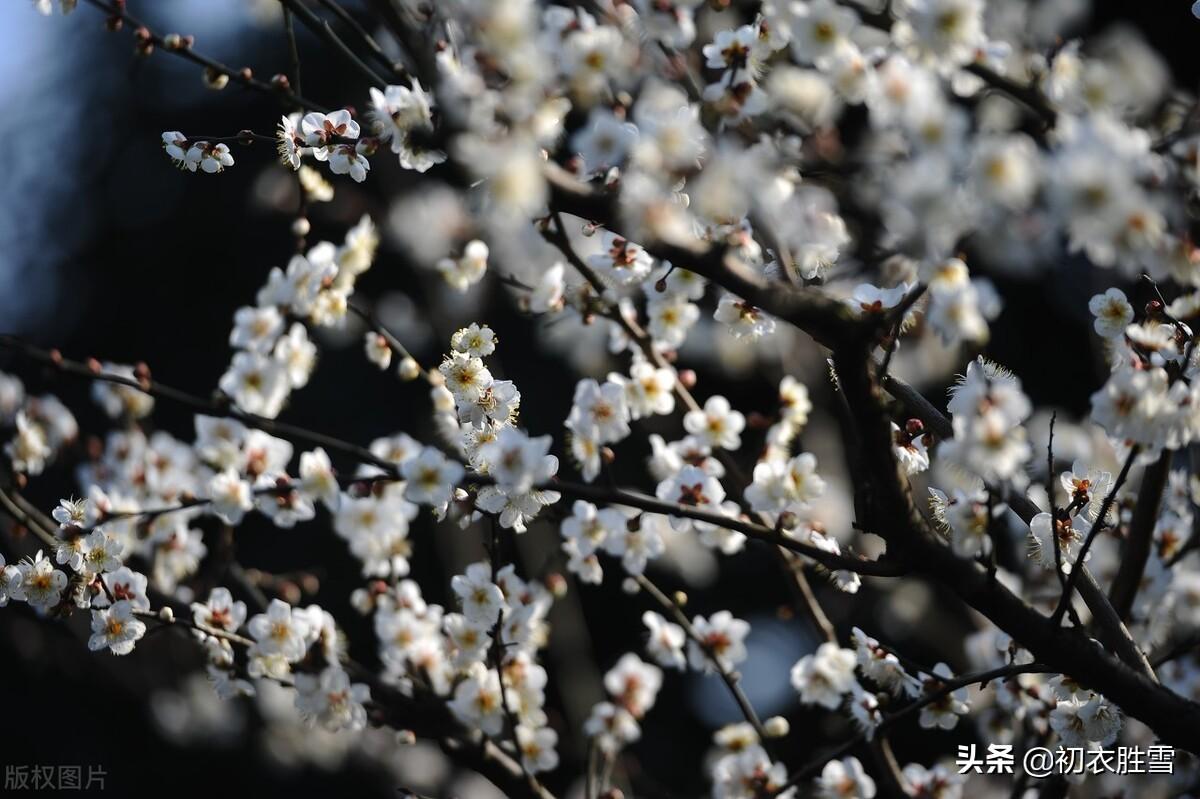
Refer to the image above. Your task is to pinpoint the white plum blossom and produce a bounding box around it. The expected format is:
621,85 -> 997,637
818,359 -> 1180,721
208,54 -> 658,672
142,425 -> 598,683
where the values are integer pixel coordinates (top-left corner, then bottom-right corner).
449,663 -> 506,736
791,643 -> 858,710
294,667 -> 370,732
248,598 -> 312,663
714,294 -> 777,340
683,396 -> 746,451
438,240 -> 490,292
13,551 -> 68,614
588,232 -> 655,286
1089,288 -> 1135,339
402,447 -> 465,507
642,610 -> 686,670
916,663 -> 969,730
191,587 -> 247,635
687,611 -> 750,673
567,378 -> 631,446
815,757 -> 876,799
208,469 -> 253,525
451,563 -> 505,628
88,599 -> 147,655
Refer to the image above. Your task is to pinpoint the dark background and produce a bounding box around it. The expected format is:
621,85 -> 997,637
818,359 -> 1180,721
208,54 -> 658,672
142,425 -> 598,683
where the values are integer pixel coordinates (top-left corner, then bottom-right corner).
0,2 -> 1195,797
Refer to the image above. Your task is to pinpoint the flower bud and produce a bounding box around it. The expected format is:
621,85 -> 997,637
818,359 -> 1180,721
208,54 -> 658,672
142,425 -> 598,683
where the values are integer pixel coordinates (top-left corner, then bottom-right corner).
678,369 -> 697,389
162,33 -> 183,50
279,580 -> 301,605
395,729 -> 416,746
203,67 -> 229,90
133,26 -> 153,56
291,217 -> 311,237
672,590 -> 688,607
545,572 -> 568,598
270,73 -> 291,91
398,357 -> 421,381
158,606 -> 175,623
621,577 -> 639,594
764,716 -> 790,737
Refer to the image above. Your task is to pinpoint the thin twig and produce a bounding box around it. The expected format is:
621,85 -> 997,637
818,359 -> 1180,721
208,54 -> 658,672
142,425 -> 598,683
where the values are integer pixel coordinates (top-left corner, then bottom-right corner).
770,663 -> 1054,795
635,574 -> 773,749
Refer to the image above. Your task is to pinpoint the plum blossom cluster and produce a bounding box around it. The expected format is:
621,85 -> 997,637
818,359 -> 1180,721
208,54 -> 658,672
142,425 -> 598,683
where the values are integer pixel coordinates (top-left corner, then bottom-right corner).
367,564 -> 561,774
17,0 -> 1200,796
219,215 -> 378,418
161,132 -> 235,174
1,370 -> 76,476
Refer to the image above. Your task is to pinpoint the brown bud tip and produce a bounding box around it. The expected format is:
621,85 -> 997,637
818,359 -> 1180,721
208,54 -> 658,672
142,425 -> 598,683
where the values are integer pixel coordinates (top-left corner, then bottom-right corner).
162,33 -> 182,50
15,473 -> 27,490
600,789 -> 624,799
654,277 -> 668,293
747,411 -> 771,429
777,511 -> 797,531
600,446 -> 616,465
678,369 -> 697,389
105,15 -> 123,32
86,435 -> 104,460
239,67 -> 253,81
86,357 -> 102,374
545,573 -> 568,598
299,574 -> 320,594
369,580 -> 389,595
1147,300 -> 1163,314
49,348 -> 63,365
905,418 -> 925,436
270,73 -> 291,90
279,581 -> 301,605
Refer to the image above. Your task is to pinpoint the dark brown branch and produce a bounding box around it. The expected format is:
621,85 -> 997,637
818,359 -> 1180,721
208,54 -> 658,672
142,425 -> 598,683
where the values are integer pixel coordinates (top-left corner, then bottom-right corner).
275,0 -> 389,89
772,662 -> 1054,795
636,574 -> 773,748
1051,446 -> 1140,625
830,342 -> 1200,751
1109,452 -> 1171,621
0,335 -> 400,475
83,0 -> 326,112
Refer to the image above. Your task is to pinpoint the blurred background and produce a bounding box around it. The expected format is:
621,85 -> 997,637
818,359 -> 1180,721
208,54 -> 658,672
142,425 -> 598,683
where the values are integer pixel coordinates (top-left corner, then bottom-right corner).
0,1 -> 1196,797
